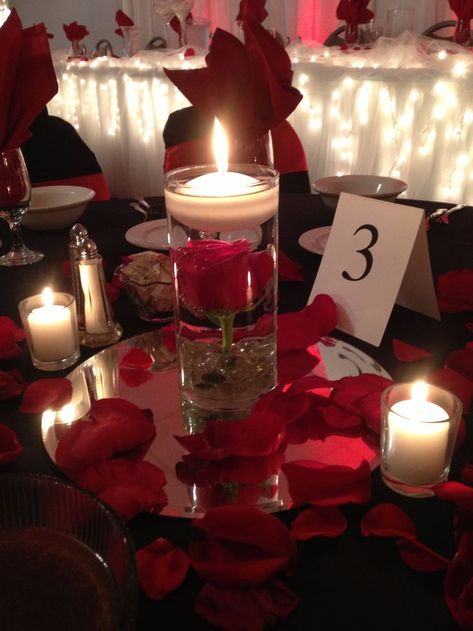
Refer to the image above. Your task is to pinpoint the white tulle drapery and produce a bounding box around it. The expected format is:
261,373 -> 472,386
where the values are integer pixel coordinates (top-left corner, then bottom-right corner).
51,34 -> 473,203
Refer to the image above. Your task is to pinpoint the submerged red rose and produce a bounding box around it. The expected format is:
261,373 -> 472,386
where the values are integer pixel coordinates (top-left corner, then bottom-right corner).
173,239 -> 273,313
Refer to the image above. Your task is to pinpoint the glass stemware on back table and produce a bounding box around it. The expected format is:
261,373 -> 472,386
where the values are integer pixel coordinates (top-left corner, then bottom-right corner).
169,0 -> 194,46
0,148 -> 43,266
153,0 -> 175,46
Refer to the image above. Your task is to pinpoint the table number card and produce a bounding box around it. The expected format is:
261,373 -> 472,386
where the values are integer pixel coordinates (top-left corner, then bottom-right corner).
308,193 -> 440,346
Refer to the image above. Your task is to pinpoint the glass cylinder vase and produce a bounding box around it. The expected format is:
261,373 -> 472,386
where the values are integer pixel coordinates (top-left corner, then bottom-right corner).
165,164 -> 279,429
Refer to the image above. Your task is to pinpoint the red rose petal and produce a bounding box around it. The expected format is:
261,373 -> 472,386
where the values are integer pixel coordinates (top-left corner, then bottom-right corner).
437,269 -> 473,313
62,259 -> 72,278
361,503 -> 416,539
0,325 -> 22,360
320,404 -> 361,429
189,506 -> 297,588
194,580 -> 300,631
136,538 -> 190,600
0,423 -> 23,464
434,481 -> 473,511
461,464 -> 473,486
282,460 -> 372,506
392,338 -> 432,362
175,411 -> 285,460
106,282 -> 120,303
445,348 -> 473,382
397,538 -> 450,572
0,316 -> 25,341
120,348 -> 153,370
445,531 -> 473,629
278,250 -> 304,282
277,349 -> 319,384
55,398 -> 156,474
80,459 -> 167,520
0,370 -> 27,401
119,368 -> 154,388
277,294 -> 337,352
290,506 -> 347,540
184,47 -> 195,57
20,378 -> 72,413
427,367 -> 473,414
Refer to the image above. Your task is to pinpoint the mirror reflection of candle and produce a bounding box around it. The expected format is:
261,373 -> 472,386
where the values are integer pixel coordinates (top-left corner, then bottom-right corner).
27,288 -> 77,362
386,381 -> 450,485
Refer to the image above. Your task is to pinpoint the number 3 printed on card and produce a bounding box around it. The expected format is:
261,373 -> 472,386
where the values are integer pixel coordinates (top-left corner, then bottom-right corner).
342,224 -> 379,282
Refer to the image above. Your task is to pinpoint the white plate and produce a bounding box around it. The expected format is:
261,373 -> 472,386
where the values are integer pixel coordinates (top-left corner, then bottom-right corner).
298,225 -> 331,255
125,219 -> 169,250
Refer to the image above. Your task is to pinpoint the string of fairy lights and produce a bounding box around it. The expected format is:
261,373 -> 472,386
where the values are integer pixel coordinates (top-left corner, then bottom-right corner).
50,45 -> 473,200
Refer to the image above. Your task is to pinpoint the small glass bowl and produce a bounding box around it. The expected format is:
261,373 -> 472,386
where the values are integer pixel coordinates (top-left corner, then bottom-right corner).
0,473 -> 138,631
114,263 -> 173,323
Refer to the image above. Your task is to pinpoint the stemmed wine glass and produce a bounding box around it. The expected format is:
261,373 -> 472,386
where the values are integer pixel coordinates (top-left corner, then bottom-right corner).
0,148 -> 43,266
169,0 -> 194,47
154,0 -> 175,47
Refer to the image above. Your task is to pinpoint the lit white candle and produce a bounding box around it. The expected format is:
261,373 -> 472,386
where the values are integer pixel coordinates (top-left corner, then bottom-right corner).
386,382 -> 450,485
28,288 -> 77,362
165,118 -> 278,232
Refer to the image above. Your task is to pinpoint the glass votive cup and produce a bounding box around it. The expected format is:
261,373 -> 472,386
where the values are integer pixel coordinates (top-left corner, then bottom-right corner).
380,382 -> 462,497
18,292 -> 80,371
0,473 -> 137,631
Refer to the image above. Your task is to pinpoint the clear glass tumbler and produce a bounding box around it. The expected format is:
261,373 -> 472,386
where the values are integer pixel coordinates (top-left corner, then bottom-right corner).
165,164 -> 279,428
0,473 -> 137,631
380,382 -> 462,497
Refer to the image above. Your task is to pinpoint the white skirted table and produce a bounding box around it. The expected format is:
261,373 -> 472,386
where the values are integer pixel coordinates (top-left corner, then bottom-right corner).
51,34 -> 473,202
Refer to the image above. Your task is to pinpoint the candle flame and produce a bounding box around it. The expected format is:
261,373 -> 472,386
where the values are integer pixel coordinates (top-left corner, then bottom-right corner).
213,118 -> 228,174
411,381 -> 428,402
42,287 -> 53,307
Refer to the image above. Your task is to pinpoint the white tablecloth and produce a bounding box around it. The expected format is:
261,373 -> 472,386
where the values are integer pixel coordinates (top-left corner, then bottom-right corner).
51,35 -> 473,203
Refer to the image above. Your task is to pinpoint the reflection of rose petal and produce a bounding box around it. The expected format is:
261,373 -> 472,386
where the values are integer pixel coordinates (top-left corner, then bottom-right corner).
20,378 -> 72,413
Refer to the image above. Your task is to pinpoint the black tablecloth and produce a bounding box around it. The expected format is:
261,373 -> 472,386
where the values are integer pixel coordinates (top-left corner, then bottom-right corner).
1,194 -> 472,631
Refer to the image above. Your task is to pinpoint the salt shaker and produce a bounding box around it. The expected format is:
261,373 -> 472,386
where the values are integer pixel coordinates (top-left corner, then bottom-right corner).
68,223 -> 88,333
77,237 -> 123,347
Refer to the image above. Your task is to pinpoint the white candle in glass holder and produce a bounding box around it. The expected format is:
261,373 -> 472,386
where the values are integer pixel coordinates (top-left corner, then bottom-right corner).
28,288 -> 77,362
165,118 -> 278,232
386,382 -> 450,485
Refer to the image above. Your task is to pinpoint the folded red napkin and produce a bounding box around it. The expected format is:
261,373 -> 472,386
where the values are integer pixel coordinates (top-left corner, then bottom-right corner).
236,0 -> 268,24
115,9 -> 134,37
336,0 -> 374,25
0,10 -> 58,150
164,21 -> 302,140
449,0 -> 473,20
62,21 -> 89,42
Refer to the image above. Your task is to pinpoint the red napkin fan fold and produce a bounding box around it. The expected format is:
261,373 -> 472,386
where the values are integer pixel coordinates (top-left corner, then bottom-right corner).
115,10 -> 134,37
449,0 -> 473,20
164,21 -> 302,140
336,0 -> 374,25
0,10 -> 58,150
63,21 -> 89,42
236,0 -> 268,24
